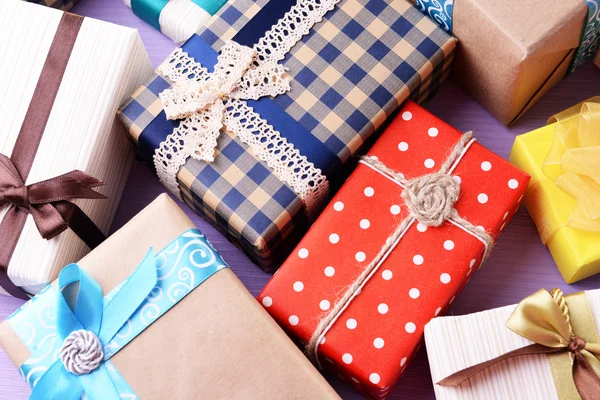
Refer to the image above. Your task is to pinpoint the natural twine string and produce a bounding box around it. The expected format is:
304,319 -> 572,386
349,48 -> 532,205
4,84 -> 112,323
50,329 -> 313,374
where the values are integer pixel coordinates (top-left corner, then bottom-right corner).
305,131 -> 495,365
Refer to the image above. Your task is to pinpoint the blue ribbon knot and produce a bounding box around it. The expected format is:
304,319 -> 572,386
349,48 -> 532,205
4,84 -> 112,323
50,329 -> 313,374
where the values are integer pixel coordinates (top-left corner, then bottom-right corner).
29,250 -> 158,400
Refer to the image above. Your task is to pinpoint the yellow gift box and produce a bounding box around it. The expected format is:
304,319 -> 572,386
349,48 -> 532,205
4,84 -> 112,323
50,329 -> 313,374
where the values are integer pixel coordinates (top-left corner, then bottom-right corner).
510,99 -> 600,283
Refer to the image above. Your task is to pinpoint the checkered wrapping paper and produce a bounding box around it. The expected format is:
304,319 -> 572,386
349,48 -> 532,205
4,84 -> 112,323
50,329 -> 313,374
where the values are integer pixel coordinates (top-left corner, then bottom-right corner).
27,0 -> 78,11
119,0 -> 457,270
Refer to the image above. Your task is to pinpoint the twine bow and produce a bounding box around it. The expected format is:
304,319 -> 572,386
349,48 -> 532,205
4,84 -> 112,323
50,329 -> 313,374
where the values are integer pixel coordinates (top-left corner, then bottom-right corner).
539,98 -> 600,241
307,132 -> 495,365
439,288 -> 600,399
0,154 -> 106,242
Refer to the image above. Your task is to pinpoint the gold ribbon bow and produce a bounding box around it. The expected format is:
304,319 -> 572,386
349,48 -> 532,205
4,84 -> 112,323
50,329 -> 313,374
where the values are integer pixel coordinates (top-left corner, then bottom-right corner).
439,288 -> 600,399
539,98 -> 600,241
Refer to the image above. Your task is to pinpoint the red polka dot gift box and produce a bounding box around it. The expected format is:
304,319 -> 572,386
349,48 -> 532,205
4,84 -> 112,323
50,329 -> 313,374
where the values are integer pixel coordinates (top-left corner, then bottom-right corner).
258,101 -> 530,399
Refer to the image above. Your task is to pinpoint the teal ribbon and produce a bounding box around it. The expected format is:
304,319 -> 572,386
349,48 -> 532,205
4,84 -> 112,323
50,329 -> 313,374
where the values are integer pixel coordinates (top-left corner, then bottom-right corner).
570,0 -> 600,73
8,228 -> 228,399
194,0 -> 227,15
131,0 -> 227,32
131,0 -> 167,31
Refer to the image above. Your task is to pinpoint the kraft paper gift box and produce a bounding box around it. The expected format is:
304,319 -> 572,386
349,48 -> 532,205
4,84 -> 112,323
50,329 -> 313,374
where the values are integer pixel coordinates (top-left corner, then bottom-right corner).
118,0 -> 457,272
0,0 -> 153,298
0,194 -> 341,400
425,288 -> 600,400
510,99 -> 600,283
258,101 -> 530,399
410,0 -> 600,125
25,0 -> 78,11
123,0 -> 227,44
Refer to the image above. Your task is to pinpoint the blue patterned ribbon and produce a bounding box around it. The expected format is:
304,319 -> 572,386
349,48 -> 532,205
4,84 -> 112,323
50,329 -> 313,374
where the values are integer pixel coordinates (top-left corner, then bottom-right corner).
415,0 -> 600,73
131,0 -> 227,32
570,0 -> 600,73
8,229 -> 228,399
414,0 -> 454,32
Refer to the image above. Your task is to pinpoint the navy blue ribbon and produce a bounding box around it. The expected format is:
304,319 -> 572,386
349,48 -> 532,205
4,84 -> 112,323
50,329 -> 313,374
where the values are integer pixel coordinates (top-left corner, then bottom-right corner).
232,0 -> 298,48
138,34 -> 341,184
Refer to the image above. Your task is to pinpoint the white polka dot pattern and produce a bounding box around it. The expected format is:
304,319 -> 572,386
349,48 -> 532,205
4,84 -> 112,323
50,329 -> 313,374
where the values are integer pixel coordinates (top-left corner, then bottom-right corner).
298,248 -> 309,259
329,233 -> 340,244
377,303 -> 389,314
257,102 -> 530,396
262,297 -> 273,307
355,252 -> 366,262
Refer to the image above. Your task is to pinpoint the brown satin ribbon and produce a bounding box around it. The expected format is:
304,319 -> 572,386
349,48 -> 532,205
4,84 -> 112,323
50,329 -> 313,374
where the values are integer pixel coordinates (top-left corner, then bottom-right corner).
0,13 -> 107,299
438,289 -> 600,400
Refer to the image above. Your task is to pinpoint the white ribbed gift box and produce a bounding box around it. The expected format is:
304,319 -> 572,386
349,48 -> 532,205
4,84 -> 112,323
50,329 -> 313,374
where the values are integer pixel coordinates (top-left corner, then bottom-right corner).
0,0 -> 153,296
123,0 -> 222,44
424,290 -> 600,400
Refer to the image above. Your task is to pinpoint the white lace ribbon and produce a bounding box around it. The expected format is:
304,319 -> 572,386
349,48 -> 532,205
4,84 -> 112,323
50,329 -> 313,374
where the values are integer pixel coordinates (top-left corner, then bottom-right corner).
154,0 -> 342,218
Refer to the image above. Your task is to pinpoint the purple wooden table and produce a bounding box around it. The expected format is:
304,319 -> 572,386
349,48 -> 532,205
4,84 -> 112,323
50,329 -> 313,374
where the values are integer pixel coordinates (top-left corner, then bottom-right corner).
2,1 -> 600,398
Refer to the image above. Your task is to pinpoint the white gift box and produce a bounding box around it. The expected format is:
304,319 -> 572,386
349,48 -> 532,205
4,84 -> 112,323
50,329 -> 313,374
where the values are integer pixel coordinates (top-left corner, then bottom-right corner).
123,0 -> 226,44
0,0 -> 153,296
424,290 -> 600,400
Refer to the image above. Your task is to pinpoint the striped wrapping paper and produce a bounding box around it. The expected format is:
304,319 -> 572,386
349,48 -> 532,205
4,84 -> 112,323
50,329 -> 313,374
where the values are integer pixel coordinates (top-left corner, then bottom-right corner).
123,0 -> 227,43
26,0 -> 78,11
0,0 -> 154,296
424,289 -> 600,400
119,0 -> 457,271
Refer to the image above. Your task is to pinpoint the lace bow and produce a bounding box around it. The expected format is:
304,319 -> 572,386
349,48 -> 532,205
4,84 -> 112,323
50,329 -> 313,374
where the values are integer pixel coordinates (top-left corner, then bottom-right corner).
155,41 -> 329,216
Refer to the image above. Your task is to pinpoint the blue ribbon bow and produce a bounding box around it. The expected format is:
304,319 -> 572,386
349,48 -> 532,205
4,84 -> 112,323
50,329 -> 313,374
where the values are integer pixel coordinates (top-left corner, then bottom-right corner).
9,228 -> 227,399
29,250 -> 158,400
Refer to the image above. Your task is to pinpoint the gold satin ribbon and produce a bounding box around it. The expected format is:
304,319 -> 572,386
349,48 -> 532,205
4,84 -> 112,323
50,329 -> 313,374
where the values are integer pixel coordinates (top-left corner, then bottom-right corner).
438,289 -> 600,399
537,98 -> 600,243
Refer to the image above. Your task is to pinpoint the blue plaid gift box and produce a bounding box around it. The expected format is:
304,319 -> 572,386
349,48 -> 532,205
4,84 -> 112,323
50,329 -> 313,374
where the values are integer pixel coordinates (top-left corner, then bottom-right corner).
118,0 -> 457,271
27,0 -> 78,10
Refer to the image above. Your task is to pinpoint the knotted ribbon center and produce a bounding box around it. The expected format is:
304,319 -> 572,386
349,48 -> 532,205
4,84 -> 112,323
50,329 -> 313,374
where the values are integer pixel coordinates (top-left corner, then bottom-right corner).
60,329 -> 104,376
569,336 -> 587,354
0,185 -> 29,211
402,172 -> 460,227
160,42 -> 283,121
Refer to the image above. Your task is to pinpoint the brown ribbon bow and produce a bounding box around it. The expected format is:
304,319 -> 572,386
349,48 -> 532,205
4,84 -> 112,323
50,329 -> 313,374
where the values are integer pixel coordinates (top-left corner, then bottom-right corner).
438,288 -> 600,399
0,12 -> 110,299
0,154 -> 106,247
